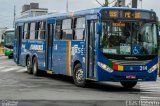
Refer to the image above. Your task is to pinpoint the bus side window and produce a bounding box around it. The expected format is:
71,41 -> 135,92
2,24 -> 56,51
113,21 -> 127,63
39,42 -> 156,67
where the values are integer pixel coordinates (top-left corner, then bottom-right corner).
35,22 -> 40,39
55,20 -> 62,40
15,27 -> 18,39
73,18 -> 77,40
74,17 -> 85,40
38,21 -> 46,40
30,22 -> 36,40
24,23 -> 30,39
62,19 -> 73,40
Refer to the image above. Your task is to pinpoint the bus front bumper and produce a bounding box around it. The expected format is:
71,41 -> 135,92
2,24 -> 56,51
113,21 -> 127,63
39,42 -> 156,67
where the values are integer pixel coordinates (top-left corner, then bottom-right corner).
96,67 -> 158,82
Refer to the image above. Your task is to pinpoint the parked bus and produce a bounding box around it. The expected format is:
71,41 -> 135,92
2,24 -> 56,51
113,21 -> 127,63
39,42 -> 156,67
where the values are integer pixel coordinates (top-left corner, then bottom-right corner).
4,28 -> 15,58
14,7 -> 159,88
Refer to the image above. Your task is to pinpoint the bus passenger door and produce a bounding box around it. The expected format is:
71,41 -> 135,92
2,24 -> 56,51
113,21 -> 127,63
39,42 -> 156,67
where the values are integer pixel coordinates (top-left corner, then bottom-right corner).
14,25 -> 23,64
46,19 -> 55,70
87,20 -> 96,79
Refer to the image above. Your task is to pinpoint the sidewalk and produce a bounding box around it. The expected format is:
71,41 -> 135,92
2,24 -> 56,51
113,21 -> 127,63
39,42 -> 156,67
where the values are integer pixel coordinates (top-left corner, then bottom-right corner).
0,54 -> 4,56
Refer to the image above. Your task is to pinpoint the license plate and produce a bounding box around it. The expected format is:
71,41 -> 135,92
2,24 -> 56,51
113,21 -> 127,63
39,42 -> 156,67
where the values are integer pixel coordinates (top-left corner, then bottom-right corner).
126,75 -> 136,79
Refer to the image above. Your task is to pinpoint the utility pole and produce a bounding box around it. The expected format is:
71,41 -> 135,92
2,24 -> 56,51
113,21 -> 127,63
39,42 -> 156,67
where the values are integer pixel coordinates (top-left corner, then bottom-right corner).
66,0 -> 69,12
13,5 -> 16,28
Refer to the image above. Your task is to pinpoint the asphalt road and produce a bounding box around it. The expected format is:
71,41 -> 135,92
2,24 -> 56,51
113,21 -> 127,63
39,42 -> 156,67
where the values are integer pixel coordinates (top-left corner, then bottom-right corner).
0,56 -> 160,106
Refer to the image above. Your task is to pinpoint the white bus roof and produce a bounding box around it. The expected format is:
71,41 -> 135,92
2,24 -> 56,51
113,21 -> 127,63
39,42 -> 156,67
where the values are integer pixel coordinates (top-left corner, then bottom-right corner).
5,28 -> 14,32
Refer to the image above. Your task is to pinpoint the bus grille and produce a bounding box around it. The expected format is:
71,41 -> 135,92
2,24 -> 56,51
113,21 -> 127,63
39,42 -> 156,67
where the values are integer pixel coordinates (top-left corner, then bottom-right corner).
109,59 -> 151,66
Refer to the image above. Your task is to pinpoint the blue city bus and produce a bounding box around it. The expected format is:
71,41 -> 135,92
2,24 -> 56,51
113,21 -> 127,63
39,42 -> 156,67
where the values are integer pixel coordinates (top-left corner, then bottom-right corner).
14,7 -> 159,88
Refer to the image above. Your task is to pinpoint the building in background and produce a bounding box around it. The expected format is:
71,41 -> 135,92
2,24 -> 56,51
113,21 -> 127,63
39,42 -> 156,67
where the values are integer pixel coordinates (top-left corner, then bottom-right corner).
16,3 -> 48,19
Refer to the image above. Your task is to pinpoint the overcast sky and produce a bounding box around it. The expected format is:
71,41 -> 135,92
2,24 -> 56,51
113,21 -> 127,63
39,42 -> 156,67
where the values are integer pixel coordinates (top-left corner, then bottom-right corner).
0,0 -> 159,28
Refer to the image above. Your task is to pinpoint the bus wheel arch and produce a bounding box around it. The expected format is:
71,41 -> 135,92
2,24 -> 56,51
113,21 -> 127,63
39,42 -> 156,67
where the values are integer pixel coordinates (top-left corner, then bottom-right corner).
73,60 -> 81,70
26,55 -> 32,74
73,61 -> 86,87
120,81 -> 137,89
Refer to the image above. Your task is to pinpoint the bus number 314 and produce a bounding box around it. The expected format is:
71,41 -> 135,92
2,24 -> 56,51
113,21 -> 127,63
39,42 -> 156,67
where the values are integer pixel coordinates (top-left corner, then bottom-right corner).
140,66 -> 147,71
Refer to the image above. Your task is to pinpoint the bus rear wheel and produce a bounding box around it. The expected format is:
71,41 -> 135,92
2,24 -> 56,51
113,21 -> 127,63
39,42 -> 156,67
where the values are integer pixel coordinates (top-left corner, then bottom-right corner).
26,57 -> 32,74
120,81 -> 137,89
8,55 -> 13,59
32,57 -> 39,76
73,63 -> 86,87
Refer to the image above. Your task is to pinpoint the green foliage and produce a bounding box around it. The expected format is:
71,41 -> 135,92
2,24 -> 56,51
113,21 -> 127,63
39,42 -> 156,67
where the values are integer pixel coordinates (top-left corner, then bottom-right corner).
103,0 -> 108,7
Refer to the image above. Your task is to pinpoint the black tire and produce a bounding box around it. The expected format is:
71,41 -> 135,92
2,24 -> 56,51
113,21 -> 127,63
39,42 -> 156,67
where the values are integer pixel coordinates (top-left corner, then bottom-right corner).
73,63 -> 86,87
32,57 -> 39,76
8,55 -> 13,59
120,81 -> 137,89
26,57 -> 32,74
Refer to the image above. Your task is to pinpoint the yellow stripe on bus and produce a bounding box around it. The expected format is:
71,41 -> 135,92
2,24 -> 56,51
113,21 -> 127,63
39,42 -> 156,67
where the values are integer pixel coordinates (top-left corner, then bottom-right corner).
46,70 -> 53,75
67,41 -> 72,76
118,65 -> 124,71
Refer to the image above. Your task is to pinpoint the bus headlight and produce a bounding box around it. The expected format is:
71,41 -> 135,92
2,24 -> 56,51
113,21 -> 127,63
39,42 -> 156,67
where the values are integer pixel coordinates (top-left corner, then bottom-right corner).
97,62 -> 113,73
148,64 -> 158,73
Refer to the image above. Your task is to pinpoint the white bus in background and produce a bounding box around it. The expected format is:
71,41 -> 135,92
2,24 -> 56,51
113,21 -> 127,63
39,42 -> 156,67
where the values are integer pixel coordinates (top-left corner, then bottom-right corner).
0,27 -> 8,46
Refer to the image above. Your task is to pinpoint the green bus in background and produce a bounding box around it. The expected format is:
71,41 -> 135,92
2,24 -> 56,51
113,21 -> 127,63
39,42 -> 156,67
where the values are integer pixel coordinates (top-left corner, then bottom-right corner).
4,28 -> 15,59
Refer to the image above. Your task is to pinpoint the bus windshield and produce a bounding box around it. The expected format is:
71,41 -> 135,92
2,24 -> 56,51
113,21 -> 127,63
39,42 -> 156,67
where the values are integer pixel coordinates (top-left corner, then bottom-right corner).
100,20 -> 158,55
4,31 -> 14,46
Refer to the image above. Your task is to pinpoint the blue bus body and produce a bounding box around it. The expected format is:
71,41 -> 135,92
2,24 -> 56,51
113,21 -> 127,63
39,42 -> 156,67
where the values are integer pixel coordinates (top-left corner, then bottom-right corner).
14,7 -> 159,88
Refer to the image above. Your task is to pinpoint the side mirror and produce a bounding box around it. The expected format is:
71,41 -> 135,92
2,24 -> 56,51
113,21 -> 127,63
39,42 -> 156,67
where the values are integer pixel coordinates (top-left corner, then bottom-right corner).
96,22 -> 102,34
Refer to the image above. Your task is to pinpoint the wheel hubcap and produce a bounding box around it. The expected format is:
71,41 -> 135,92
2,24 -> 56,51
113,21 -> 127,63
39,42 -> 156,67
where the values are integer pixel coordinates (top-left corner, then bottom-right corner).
76,69 -> 84,83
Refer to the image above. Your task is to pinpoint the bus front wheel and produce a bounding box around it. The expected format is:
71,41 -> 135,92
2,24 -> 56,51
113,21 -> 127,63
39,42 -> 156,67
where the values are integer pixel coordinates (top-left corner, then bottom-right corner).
32,57 -> 39,76
120,81 -> 137,89
73,63 -> 86,87
26,57 -> 32,74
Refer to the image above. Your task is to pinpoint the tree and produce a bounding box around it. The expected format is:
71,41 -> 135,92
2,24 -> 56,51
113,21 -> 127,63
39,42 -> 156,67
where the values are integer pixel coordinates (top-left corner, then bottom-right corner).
103,0 -> 108,7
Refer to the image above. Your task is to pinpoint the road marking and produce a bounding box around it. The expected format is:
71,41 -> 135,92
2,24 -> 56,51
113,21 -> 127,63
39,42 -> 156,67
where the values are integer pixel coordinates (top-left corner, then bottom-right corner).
1,68 -> 19,72
0,61 -> 14,65
140,96 -> 160,100
140,82 -> 160,94
16,68 -> 27,72
0,67 -> 5,69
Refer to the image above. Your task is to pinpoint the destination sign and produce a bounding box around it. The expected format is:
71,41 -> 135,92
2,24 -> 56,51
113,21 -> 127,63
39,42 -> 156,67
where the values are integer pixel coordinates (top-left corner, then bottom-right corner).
101,10 -> 156,20
112,22 -> 125,27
